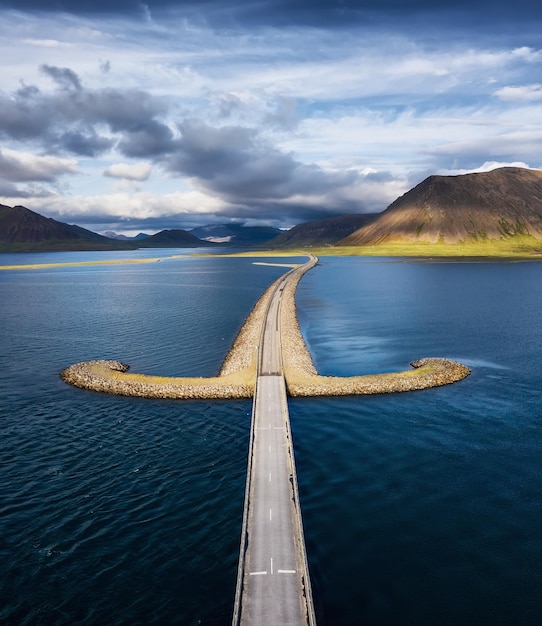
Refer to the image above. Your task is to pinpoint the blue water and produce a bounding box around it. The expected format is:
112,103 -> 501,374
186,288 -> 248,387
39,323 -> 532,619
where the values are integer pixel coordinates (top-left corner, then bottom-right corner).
1,253 -> 541,625
293,258 -> 542,626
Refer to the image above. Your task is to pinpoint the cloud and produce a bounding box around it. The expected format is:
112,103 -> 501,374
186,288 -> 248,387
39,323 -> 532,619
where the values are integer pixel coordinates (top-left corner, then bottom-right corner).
40,64 -> 82,91
163,119 -> 374,211
0,149 -> 78,182
1,3 -> 542,233
104,162 -> 152,180
117,119 -> 175,157
9,188 -> 230,229
438,160 -> 534,176
494,84 -> 542,101
0,69 -> 169,157
24,39 -> 73,48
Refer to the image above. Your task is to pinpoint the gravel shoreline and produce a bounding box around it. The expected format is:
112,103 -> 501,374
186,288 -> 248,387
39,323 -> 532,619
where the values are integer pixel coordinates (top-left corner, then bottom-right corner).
60,257 -> 470,398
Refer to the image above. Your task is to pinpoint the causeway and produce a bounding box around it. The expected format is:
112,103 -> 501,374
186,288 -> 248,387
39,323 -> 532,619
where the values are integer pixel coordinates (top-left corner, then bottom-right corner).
232,257 -> 317,625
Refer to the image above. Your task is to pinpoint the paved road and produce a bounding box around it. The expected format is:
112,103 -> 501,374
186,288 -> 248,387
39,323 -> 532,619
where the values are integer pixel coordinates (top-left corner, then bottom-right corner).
233,259 -> 317,626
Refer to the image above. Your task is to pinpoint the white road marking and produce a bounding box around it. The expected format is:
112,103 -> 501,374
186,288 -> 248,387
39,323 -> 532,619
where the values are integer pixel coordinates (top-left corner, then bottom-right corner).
249,571 -> 267,576
269,473 -> 272,482
278,569 -> 297,574
271,558 -> 274,575
269,508 -> 273,521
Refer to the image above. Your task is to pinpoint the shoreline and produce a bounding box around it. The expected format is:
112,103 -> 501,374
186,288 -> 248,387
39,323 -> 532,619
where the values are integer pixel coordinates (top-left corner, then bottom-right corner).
60,256 -> 470,398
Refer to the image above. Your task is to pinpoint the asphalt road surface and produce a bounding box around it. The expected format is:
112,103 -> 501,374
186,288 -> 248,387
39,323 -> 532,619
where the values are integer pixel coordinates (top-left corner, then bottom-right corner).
233,259 -> 316,626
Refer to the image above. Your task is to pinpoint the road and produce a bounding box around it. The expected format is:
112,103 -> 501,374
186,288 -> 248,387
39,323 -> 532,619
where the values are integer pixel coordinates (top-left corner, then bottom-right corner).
233,258 -> 317,626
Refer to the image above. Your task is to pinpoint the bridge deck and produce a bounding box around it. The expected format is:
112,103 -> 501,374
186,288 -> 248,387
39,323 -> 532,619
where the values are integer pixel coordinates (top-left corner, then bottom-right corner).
233,261 -> 316,626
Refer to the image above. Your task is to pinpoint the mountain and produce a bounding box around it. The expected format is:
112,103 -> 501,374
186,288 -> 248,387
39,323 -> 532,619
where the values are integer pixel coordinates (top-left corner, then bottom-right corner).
0,204 -> 135,251
267,214 -> 378,247
341,167 -> 542,246
189,223 -> 282,246
102,231 -> 150,241
137,228 -> 215,248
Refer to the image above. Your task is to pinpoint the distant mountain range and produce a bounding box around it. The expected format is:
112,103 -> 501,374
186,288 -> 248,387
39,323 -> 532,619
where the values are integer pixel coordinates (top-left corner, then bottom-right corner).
102,231 -> 150,241
0,205 -> 269,251
189,223 -> 282,245
341,167 -> 542,246
267,214 -> 378,247
3,167 -> 542,252
137,229 -> 215,248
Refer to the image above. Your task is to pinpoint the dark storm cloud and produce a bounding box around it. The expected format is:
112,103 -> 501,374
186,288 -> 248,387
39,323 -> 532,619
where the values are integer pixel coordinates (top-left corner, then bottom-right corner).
54,129 -> 114,157
165,119 -> 360,206
117,120 -> 175,158
0,63 -> 364,212
0,66 -> 169,157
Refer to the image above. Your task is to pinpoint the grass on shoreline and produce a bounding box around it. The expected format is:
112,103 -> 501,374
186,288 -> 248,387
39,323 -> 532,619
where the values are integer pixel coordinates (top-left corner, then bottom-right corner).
318,238 -> 542,258
219,237 -> 542,259
4,237 -> 542,271
0,257 -> 167,270
256,237 -> 542,259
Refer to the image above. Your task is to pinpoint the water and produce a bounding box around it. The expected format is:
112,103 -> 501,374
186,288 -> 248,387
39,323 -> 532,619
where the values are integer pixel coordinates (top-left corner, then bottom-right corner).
1,253 -> 541,624
292,257 -> 542,625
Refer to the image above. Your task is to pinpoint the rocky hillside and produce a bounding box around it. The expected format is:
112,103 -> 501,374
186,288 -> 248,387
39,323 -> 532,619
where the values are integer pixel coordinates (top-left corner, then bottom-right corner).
269,213 -> 378,247
341,167 -> 542,245
0,204 -> 134,251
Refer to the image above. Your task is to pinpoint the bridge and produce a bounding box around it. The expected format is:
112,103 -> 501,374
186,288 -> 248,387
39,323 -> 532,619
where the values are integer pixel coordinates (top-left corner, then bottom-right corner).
232,257 -> 318,626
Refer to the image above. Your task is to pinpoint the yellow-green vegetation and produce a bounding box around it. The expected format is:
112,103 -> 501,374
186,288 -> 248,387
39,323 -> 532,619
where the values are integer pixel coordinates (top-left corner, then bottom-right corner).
325,237 -> 542,258
60,360 -> 255,399
0,257 -> 168,271
266,237 -> 542,258
60,252 -> 470,399
196,237 -> 542,259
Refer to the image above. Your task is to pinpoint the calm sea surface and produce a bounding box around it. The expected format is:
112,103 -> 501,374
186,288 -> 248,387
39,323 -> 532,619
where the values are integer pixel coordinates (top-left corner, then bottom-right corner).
1,252 -> 541,625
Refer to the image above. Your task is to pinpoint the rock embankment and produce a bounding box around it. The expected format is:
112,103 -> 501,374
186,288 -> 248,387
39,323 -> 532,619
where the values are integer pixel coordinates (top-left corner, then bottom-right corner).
278,261 -> 471,395
60,275 -> 284,399
60,360 -> 254,399
60,255 -> 471,399
285,358 -> 471,397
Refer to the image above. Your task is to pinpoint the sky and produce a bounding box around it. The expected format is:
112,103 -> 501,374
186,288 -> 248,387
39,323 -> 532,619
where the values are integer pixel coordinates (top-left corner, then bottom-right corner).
1,0 -> 541,234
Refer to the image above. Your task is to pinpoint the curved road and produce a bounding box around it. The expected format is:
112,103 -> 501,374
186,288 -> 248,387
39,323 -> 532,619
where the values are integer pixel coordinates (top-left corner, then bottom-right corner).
233,257 -> 317,626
